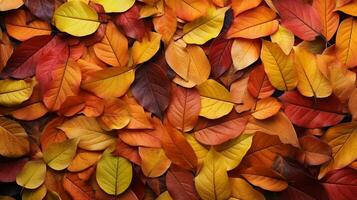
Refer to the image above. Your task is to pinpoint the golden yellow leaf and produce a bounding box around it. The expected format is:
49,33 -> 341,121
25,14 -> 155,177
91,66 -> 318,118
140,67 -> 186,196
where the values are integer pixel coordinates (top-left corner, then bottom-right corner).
0,117 -> 30,158
92,0 -> 135,13
93,22 -> 128,67
97,98 -> 131,130
335,0 -> 357,16
182,6 -> 229,45
319,122 -> 357,178
140,0 -> 164,18
270,25 -> 294,55
251,97 -> 281,120
230,178 -> 265,200
81,67 -> 135,99
294,47 -> 332,98
185,134 -> 208,164
22,184 -> 47,200
196,79 -> 234,119
261,40 -> 297,91
336,17 -> 357,68
131,32 -> 161,64
16,160 -> 46,189
156,191 -> 173,200
96,148 -> 132,195
68,151 -> 101,172
231,39 -> 261,71
194,148 -> 231,200
139,147 -> 171,178
0,79 -> 34,107
0,0 -> 23,11
58,116 -> 116,151
53,0 -> 100,37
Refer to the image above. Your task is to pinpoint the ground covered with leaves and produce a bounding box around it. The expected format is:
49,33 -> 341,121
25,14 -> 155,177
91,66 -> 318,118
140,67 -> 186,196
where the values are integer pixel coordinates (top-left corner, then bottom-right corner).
0,0 -> 356,199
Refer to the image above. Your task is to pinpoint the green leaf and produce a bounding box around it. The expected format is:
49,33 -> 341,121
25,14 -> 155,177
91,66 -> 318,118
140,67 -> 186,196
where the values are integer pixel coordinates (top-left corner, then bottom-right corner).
16,160 -> 47,189
43,138 -> 79,170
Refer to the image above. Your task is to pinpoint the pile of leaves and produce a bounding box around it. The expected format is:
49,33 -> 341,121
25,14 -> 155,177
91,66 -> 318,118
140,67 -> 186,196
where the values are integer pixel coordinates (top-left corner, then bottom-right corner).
0,0 -> 357,199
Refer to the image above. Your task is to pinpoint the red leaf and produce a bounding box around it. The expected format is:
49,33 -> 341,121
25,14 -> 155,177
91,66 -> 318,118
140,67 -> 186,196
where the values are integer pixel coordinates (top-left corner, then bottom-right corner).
0,158 -> 27,182
114,138 -> 141,165
321,168 -> 357,200
166,165 -> 199,200
208,37 -> 233,78
297,135 -> 332,166
247,65 -> 275,99
279,91 -> 345,128
63,172 -> 95,200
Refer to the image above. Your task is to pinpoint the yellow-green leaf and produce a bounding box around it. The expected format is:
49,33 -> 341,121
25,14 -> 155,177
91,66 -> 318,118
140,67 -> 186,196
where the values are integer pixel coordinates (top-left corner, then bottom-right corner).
0,79 -> 34,107
196,79 -> 234,119
0,117 -> 30,158
16,160 -> 47,189
53,0 -> 100,37
194,148 -> 231,200
43,138 -> 79,170
22,184 -> 47,200
132,32 -> 161,64
92,0 -> 135,13
58,116 -> 116,151
96,148 -> 132,195
182,7 -> 229,45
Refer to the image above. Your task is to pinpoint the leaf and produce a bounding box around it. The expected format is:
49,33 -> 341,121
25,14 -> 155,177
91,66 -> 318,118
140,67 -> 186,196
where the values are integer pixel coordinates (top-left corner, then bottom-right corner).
270,25 -> 294,55
24,0 -> 56,22
153,6 -> 177,45
131,32 -> 161,64
226,6 -> 279,39
166,166 -> 199,200
40,118 -> 67,151
196,79 -> 234,119
97,98 -> 131,130
0,33 -> 13,72
297,135 -> 332,166
123,95 -> 152,129
53,0 -> 100,36
349,89 -> 357,121
313,0 -> 339,41
0,79 -> 34,107
335,0 -> 357,16
167,85 -> 200,132
247,65 -> 275,99
132,62 -> 171,119
261,40 -> 297,91
156,191 -> 173,200
96,148 -> 132,195
93,21 -> 128,67
319,122 -> 357,178
231,39 -> 261,71
0,158 -> 28,183
63,172 -> 95,200
166,42 -> 211,85
22,184 -> 47,200
336,17 -> 357,68
68,151 -> 101,172
231,0 -> 262,16
0,117 -> 30,158
182,6 -> 229,45
0,0 -> 23,11
194,111 -> 248,145
294,47 -> 332,98
5,9 -> 51,41
58,116 -> 116,151
139,147 -> 171,178
229,178 -> 265,200
208,37 -> 233,78
81,67 -> 135,99
92,0 -> 135,13
252,97 -> 281,120
321,168 -> 357,200
165,0 -> 209,21
43,138 -> 79,171
16,160 -> 46,189
280,91 -> 344,128
194,148 -> 231,200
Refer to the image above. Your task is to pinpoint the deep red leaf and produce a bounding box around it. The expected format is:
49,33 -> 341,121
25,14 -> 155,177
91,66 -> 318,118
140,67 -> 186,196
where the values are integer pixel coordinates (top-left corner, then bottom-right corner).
321,168 -> 357,200
0,158 -> 28,183
208,37 -> 233,78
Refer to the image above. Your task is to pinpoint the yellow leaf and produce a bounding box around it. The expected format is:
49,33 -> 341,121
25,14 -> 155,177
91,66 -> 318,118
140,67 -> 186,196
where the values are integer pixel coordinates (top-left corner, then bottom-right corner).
53,0 -> 100,37
131,32 -> 161,64
251,97 -> 281,120
294,47 -> 332,98
231,39 -> 261,71
166,42 -> 211,85
196,79 -> 234,119
194,148 -> 231,200
68,151 -> 101,172
44,190 -> 61,200
93,22 -> 129,67
81,67 -> 135,99
230,178 -> 265,200
182,6 -> 229,45
0,117 -> 30,158
22,184 -> 47,200
270,25 -> 294,55
139,147 -> 171,177
92,0 -> 135,13
156,191 -> 173,200
97,98 -> 131,130
319,122 -> 357,179
0,79 -> 34,107
0,0 -> 23,11
96,148 -> 132,195
43,138 -> 79,171
261,40 -> 297,91
16,160 -> 46,189
140,0 -> 164,18
185,134 -> 208,164
58,116 -> 116,151
215,134 -> 253,170
336,17 -> 357,68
